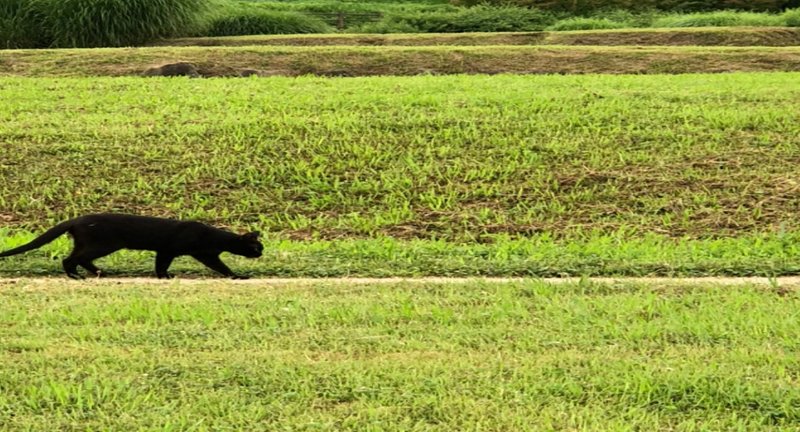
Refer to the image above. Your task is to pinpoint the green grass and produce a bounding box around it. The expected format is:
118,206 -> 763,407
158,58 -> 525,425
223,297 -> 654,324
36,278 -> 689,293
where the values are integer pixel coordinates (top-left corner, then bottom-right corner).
2,232 -> 800,278
1,73 -> 799,276
1,279 -> 799,429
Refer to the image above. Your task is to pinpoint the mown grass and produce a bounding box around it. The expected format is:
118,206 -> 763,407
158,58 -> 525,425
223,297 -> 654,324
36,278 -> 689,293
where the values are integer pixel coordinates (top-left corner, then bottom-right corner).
1,279 -> 799,430
3,45 -> 800,77
158,27 -> 800,47
0,73 -> 799,276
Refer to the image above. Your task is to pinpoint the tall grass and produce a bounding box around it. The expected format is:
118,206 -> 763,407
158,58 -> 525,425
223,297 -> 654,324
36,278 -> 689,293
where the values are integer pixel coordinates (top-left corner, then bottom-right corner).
43,0 -> 209,47
1,0 -> 208,48
206,9 -> 332,36
0,0 -> 50,48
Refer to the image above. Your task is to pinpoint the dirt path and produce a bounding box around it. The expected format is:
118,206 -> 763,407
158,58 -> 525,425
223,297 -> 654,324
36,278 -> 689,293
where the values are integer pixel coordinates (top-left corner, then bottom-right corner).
1,276 -> 799,286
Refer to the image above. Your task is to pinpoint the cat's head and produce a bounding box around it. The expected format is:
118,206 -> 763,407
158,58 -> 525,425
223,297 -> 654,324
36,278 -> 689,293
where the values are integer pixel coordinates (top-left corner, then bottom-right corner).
236,231 -> 263,258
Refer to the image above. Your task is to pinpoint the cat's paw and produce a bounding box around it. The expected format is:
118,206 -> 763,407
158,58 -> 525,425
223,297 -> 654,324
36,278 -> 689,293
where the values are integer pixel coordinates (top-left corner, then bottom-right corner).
231,274 -> 250,280
157,273 -> 174,279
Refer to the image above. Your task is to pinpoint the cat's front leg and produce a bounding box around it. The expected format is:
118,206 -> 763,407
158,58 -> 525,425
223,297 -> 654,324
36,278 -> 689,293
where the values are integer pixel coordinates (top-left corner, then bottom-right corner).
191,253 -> 240,278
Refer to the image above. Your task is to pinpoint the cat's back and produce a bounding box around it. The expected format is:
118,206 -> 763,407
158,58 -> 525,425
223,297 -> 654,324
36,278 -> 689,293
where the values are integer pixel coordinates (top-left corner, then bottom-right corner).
74,213 -> 183,236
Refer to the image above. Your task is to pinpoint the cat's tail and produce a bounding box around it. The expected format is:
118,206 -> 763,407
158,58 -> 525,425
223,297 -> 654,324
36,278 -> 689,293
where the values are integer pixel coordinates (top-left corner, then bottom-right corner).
0,220 -> 74,258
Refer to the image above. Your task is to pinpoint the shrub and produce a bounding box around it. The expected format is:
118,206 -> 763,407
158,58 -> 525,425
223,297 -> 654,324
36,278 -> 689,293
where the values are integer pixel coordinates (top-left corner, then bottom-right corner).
349,20 -> 421,34
784,7 -> 800,26
652,10 -> 785,27
206,10 -> 332,36
452,5 -> 557,31
43,0 -> 208,48
548,17 -> 630,30
590,8 -> 659,26
355,6 -> 557,33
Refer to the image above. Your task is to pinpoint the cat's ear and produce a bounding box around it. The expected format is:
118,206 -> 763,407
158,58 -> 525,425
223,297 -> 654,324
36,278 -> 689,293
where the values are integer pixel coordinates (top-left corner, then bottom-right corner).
243,231 -> 260,240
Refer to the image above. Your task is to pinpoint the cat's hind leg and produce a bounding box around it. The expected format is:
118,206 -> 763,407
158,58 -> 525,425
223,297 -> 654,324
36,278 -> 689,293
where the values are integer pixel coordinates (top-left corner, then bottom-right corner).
62,255 -> 83,279
155,252 -> 176,279
80,261 -> 104,277
68,246 -> 118,279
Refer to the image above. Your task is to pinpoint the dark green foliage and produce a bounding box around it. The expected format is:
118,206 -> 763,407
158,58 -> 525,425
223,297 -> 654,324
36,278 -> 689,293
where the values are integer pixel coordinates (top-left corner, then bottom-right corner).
356,5 -> 557,33
0,0 -> 50,49
206,10 -> 332,36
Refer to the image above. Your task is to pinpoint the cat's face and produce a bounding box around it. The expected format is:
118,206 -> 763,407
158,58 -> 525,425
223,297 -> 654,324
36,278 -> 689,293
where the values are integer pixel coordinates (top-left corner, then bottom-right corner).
238,232 -> 263,258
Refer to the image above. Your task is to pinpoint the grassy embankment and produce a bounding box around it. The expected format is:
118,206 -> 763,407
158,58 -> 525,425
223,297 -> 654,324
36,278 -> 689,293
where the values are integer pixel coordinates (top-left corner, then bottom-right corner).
1,73 -> 799,277
4,27 -> 800,77
159,27 -> 800,47
1,279 -> 799,430
3,46 -> 800,77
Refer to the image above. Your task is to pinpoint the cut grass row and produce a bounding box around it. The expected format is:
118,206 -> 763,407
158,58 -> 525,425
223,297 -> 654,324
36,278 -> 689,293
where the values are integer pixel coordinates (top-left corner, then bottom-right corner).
3,45 -> 800,77
159,27 -> 800,47
1,279 -> 799,430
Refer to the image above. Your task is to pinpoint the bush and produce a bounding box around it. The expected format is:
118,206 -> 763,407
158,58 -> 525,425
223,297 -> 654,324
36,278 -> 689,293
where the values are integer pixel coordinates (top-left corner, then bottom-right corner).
548,17 -> 630,30
350,20 -> 421,34
784,7 -> 800,26
43,0 -> 208,48
652,10 -> 785,27
452,5 -> 557,31
206,10 -> 332,36
590,8 -> 659,26
354,6 -> 557,33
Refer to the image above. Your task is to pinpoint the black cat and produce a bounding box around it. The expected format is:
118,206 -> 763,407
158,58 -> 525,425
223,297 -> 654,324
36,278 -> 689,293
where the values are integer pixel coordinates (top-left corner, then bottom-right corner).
0,213 -> 263,279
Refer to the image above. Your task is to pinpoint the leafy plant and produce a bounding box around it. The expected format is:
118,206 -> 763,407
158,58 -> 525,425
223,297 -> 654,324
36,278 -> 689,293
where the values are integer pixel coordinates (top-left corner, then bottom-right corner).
548,17 -> 630,30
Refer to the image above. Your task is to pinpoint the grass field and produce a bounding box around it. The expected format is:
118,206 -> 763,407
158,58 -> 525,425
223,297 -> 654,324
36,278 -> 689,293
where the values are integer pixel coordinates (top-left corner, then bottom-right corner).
1,72 -> 799,277
1,279 -> 799,430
